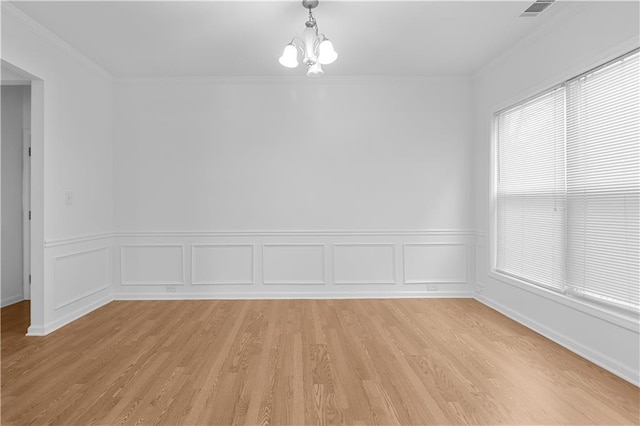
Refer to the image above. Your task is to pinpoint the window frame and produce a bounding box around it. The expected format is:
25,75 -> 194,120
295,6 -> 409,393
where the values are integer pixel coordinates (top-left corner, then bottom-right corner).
488,47 -> 640,329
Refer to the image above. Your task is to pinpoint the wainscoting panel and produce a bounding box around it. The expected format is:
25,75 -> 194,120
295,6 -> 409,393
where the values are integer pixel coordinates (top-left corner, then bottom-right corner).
476,239 -> 487,291
192,244 -> 254,285
112,230 -> 476,299
121,244 -> 185,285
54,246 -> 110,309
333,243 -> 396,285
262,244 -> 325,285
403,243 -> 467,284
35,234 -> 114,336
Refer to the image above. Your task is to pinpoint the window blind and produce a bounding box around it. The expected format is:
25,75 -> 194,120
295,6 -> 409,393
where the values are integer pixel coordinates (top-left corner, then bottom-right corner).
565,51 -> 640,311
496,87 -> 566,291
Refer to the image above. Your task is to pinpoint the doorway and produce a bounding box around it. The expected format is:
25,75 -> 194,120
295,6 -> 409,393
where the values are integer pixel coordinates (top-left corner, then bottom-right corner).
1,83 -> 31,307
1,60 -> 43,335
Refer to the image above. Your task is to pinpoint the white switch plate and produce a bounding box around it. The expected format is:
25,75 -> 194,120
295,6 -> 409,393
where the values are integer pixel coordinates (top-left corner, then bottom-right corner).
64,191 -> 73,205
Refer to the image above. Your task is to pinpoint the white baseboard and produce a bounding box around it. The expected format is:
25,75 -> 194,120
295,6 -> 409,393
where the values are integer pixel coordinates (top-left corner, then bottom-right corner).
1,294 -> 25,308
25,325 -> 45,336
26,295 -> 114,336
114,290 -> 474,301
475,293 -> 640,387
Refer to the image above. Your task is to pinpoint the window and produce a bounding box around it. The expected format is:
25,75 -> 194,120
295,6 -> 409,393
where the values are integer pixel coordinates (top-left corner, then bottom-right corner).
495,49 -> 639,313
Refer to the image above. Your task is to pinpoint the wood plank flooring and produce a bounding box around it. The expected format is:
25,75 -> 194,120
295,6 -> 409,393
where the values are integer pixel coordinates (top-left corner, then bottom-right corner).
2,299 -> 638,425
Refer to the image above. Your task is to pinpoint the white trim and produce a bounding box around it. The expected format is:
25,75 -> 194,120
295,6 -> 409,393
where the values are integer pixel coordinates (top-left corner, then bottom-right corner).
22,125 -> 31,301
120,244 -> 185,286
45,232 -> 113,248
487,271 -> 639,332
1,3 -> 114,82
475,293 -> 640,387
262,243 -> 326,285
27,77 -> 44,335
25,325 -> 45,336
114,291 -> 474,301
42,229 -> 478,247
191,244 -> 255,285
26,294 -> 113,336
53,247 -> 111,310
116,75 -> 470,86
42,229 -> 477,248
114,229 -> 477,238
332,243 -> 397,285
1,294 -> 25,308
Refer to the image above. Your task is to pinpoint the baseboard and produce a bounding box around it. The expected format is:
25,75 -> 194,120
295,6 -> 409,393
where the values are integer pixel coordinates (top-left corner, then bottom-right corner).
114,290 -> 474,301
1,294 -> 25,308
26,295 -> 114,336
475,293 -> 640,387
26,325 -> 45,336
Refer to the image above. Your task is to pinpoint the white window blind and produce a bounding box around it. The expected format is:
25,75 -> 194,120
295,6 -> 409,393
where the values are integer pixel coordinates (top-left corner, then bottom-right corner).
495,49 -> 640,313
565,51 -> 640,311
496,88 -> 566,291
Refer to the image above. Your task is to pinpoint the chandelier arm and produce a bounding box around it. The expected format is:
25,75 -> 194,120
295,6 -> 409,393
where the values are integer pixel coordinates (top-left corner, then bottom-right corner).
317,33 -> 327,47
290,37 -> 304,51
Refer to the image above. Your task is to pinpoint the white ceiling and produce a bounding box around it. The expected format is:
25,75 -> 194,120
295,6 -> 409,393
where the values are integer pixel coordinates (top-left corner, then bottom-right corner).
9,0 -> 577,78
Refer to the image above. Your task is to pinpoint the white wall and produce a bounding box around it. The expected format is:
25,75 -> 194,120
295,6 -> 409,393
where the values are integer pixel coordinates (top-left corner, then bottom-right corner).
115,79 -> 472,231
472,1 -> 640,385
113,78 -> 476,298
1,85 -> 26,306
1,4 -> 114,334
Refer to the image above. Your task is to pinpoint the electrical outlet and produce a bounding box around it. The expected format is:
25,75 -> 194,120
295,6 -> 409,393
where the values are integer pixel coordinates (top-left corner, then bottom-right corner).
166,286 -> 177,293
427,284 -> 438,291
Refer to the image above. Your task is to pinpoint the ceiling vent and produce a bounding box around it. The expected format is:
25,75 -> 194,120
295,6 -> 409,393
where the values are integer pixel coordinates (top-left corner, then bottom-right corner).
520,0 -> 555,17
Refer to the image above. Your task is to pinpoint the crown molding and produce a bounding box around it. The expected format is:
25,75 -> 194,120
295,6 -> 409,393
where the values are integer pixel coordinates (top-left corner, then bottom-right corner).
1,2 -> 114,82
115,74 -> 471,85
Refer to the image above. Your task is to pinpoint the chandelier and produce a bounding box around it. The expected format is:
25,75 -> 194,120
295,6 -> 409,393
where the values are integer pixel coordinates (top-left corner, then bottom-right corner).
278,0 -> 338,77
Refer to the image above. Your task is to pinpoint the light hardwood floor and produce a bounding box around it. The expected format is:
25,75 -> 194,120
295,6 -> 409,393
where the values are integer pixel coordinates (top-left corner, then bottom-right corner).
1,299 -> 638,425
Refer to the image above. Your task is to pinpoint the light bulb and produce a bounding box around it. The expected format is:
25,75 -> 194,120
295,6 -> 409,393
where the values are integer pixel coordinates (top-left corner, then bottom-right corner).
318,39 -> 337,65
306,62 -> 324,77
278,43 -> 299,68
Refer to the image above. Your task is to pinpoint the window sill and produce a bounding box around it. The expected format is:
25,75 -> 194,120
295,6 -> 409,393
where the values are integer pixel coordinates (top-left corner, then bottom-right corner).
487,270 -> 639,333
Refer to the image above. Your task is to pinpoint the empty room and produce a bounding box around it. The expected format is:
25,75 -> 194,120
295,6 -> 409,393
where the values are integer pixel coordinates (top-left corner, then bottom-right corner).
1,0 -> 638,424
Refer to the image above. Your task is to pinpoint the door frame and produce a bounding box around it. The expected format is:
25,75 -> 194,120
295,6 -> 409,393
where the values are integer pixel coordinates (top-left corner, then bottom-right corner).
22,127 -> 31,300
2,59 -> 44,334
